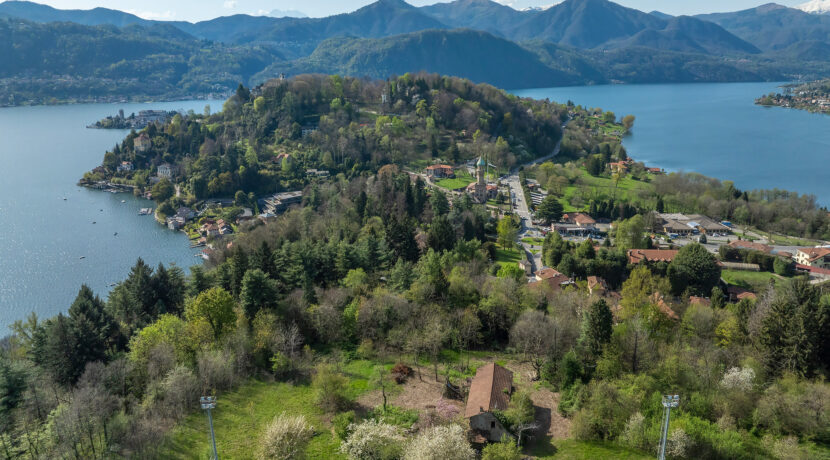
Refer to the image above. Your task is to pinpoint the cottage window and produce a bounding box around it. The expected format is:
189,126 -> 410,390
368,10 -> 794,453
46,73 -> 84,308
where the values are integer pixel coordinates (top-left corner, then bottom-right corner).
490,421 -> 495,429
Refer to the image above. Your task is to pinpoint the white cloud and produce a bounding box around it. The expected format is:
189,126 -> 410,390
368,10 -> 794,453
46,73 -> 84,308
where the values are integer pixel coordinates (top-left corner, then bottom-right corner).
125,9 -> 176,19
223,0 -> 238,9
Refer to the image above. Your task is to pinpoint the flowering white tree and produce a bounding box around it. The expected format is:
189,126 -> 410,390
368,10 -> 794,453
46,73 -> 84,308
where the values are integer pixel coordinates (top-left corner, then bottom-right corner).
259,413 -> 314,460
405,424 -> 474,460
340,419 -> 405,459
719,367 -> 755,391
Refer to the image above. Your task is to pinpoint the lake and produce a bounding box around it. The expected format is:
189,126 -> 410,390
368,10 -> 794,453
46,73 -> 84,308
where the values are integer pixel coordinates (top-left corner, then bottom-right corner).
0,100 -> 223,331
513,82 -> 830,206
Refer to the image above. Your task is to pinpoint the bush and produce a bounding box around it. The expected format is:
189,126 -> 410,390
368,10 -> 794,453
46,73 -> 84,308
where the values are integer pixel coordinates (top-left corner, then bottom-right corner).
620,412 -> 649,451
370,406 -> 419,429
406,424 -> 474,460
773,257 -> 794,276
313,363 -> 350,413
754,375 -> 830,442
160,366 -> 199,419
259,413 -> 314,460
197,348 -> 236,392
333,411 -> 357,441
340,419 -> 404,460
391,363 -> 412,384
481,437 -> 522,460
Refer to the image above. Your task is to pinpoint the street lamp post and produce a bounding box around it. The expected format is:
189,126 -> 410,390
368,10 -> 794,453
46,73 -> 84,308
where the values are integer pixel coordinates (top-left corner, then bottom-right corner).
658,394 -> 680,460
200,396 -> 218,460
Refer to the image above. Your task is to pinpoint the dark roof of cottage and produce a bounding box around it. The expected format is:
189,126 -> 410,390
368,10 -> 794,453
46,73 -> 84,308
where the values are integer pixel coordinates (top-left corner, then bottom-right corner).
465,363 -> 513,418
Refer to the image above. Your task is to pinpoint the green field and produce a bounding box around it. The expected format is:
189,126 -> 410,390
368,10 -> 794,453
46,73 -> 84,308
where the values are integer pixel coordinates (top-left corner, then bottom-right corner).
528,439 -> 651,459
435,170 -> 475,190
159,360 -> 382,460
752,228 -> 825,247
721,269 -> 780,291
559,170 -> 654,211
495,248 -> 523,268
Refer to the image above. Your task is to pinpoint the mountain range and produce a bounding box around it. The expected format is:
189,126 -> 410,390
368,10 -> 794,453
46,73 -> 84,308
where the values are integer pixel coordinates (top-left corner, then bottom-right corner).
2,0 -> 830,102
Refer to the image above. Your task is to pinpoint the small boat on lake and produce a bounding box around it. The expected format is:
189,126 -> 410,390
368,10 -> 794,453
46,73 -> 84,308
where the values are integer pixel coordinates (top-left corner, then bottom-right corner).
79,256 -> 86,260
121,200 -> 126,203
139,208 -> 153,215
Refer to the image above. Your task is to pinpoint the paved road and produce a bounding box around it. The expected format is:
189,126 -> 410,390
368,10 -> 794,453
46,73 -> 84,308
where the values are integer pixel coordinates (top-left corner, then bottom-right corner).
504,123 -> 567,274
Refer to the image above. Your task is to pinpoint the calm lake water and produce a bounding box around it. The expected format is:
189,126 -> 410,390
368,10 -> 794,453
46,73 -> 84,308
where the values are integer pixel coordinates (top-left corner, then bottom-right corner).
514,82 -> 830,206
0,100 -> 222,331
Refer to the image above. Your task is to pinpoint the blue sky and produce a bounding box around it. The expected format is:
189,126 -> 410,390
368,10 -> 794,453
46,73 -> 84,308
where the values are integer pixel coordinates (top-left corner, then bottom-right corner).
25,0 -> 805,21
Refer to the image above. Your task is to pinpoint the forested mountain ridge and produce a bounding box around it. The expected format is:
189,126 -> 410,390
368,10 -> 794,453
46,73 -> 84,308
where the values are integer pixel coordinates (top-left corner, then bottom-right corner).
0,18 -> 282,105
5,0 -> 830,104
252,29 -> 586,89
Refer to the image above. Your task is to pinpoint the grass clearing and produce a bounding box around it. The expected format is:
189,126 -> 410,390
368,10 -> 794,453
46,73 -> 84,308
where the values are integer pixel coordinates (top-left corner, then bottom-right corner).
159,359 -> 381,460
435,169 -> 475,190
721,269 -> 779,291
557,169 -> 654,212
495,248 -> 523,268
527,439 -> 651,459
752,228 -> 825,247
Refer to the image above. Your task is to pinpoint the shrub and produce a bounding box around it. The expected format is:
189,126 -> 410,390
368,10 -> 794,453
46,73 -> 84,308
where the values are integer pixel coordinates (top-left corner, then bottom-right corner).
666,428 -> 691,459
405,424 -> 474,460
313,363 -> 350,413
620,412 -> 649,451
258,413 -> 314,460
754,375 -> 830,442
333,411 -> 357,440
719,367 -> 755,391
481,436 -> 522,460
160,366 -> 199,419
391,363 -> 412,384
370,406 -> 419,429
197,348 -> 236,392
340,419 -> 404,460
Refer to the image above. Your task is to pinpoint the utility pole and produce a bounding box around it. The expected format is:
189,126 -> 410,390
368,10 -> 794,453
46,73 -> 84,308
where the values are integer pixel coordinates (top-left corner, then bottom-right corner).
201,396 -> 219,460
658,394 -> 680,460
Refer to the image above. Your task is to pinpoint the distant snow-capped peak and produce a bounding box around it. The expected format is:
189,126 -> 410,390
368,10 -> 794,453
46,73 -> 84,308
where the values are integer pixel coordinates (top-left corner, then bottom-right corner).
797,0 -> 830,14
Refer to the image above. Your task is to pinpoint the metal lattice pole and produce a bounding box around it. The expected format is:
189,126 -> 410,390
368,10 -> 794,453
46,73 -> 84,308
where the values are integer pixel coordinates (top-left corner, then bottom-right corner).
201,396 -> 219,460
658,394 -> 679,460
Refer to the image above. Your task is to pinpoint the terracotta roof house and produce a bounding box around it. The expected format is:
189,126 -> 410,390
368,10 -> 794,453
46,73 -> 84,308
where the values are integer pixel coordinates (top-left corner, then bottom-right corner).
529,274 -> 575,295
133,133 -> 151,153
466,363 -> 515,444
794,247 -> 830,269
689,296 -> 711,307
562,213 -> 596,227
587,276 -> 608,295
727,286 -> 758,302
651,293 -> 679,321
425,164 -> 454,179
535,267 -> 562,281
729,240 -> 772,253
628,249 -> 679,265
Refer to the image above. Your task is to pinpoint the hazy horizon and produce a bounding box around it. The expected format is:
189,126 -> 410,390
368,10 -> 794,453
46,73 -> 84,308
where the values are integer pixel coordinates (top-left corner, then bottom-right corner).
0,0 -> 806,22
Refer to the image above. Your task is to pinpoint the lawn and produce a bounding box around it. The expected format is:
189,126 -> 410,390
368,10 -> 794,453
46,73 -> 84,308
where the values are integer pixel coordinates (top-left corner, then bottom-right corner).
752,228 -> 825,247
522,237 -> 545,245
435,170 -> 475,190
721,269 -> 780,291
158,359 -> 381,460
527,439 -> 651,459
495,248 -> 523,268
558,169 -> 654,212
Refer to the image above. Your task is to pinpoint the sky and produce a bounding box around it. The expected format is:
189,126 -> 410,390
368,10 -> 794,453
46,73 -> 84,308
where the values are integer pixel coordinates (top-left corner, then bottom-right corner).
19,0 -> 806,22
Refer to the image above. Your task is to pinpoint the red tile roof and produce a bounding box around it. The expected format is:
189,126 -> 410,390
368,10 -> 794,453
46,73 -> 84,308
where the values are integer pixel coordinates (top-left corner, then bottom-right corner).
535,268 -> 562,280
798,248 -> 830,262
563,213 -> 596,226
628,249 -> 679,264
465,363 -> 513,418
